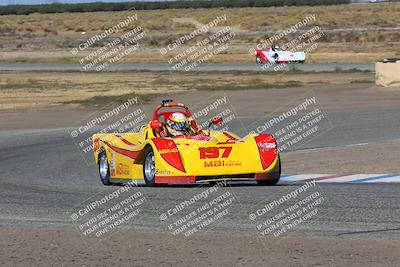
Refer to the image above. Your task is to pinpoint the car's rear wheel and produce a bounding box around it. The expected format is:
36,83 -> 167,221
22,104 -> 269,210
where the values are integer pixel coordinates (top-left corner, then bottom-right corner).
143,146 -> 156,186
256,156 -> 281,186
256,55 -> 263,64
98,151 -> 112,185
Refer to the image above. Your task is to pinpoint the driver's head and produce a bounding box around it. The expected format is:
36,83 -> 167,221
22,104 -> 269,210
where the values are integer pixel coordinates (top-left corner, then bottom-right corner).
166,112 -> 189,136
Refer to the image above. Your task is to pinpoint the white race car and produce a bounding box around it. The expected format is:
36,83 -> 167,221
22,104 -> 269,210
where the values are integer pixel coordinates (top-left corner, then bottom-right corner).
256,46 -> 305,64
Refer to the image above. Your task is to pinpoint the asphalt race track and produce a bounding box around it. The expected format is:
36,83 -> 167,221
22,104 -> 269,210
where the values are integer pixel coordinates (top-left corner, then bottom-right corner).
2,79 -> 400,265
0,63 -> 374,72
1,108 -> 400,239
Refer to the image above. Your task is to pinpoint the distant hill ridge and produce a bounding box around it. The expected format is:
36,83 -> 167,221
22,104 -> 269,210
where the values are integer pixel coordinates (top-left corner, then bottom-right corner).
0,0 -> 350,16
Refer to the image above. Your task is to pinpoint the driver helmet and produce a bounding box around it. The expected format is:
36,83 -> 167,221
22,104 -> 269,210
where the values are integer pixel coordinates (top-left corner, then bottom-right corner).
166,112 -> 189,136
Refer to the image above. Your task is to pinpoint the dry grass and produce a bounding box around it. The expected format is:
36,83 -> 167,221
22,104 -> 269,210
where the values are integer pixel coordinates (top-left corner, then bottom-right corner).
0,3 -> 399,64
0,4 -> 399,34
0,70 -> 374,110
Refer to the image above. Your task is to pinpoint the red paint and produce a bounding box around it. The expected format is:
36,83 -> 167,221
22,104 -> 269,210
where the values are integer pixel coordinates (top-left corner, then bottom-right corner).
199,147 -> 232,159
103,140 -> 140,160
155,176 -> 196,184
152,138 -> 186,173
116,135 -> 137,146
256,50 -> 269,62
254,134 -> 277,170
223,132 -> 238,140
152,102 -> 192,121
151,101 -> 203,134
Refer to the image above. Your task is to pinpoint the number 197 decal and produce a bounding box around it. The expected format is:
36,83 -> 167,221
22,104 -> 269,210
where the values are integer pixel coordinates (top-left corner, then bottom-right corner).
199,147 -> 232,159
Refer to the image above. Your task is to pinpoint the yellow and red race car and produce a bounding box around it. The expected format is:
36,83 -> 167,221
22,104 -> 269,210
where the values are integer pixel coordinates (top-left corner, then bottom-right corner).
93,100 -> 280,186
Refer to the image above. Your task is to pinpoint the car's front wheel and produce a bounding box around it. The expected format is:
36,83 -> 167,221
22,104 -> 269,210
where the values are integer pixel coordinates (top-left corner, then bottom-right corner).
98,151 -> 112,185
256,157 -> 281,186
143,146 -> 156,186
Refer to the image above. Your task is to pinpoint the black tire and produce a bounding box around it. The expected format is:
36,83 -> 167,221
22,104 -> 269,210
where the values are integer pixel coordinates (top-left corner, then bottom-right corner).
209,180 -> 220,186
256,55 -> 263,65
143,146 -> 156,186
256,156 -> 281,186
98,151 -> 112,185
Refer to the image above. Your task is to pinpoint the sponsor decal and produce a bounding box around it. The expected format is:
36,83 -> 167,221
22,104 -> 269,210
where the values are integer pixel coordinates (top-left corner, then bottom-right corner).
199,147 -> 232,159
257,143 -> 277,149
152,138 -> 186,173
93,139 -> 100,154
159,148 -> 179,154
204,160 -> 242,167
110,152 -> 116,169
155,169 -> 174,175
254,134 -> 277,169
116,163 -> 130,176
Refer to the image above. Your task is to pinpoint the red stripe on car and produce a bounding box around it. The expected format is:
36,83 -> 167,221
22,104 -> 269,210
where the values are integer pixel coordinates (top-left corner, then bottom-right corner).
254,134 -> 278,169
223,132 -> 238,140
152,138 -> 186,173
116,135 -> 137,146
103,140 -> 140,160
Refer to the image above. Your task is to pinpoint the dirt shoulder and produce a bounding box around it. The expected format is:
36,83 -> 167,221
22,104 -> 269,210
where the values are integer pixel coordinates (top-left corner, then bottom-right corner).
1,227 -> 399,266
1,3 -> 399,64
0,71 -> 376,111
2,81 -> 399,128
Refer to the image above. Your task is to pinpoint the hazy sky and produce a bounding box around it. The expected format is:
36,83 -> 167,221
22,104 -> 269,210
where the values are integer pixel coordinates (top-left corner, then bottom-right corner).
0,0 -> 168,5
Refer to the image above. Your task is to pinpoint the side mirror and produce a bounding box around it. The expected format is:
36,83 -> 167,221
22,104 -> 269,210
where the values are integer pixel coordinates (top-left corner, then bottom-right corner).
150,120 -> 163,131
211,117 -> 223,125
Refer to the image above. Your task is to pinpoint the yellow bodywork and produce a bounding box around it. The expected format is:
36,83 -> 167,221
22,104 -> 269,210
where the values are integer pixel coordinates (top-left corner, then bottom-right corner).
93,123 -> 279,182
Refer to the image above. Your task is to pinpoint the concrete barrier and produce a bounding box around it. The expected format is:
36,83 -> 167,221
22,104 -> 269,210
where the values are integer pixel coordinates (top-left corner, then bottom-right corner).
375,60 -> 400,87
